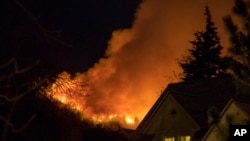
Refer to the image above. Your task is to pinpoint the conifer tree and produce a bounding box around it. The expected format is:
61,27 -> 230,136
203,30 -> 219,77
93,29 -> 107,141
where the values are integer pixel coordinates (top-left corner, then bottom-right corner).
223,0 -> 250,95
179,6 -> 229,81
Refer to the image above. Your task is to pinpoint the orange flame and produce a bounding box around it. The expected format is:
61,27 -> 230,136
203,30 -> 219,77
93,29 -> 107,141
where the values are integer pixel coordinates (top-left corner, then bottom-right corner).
125,116 -> 135,125
45,72 -> 89,112
42,0 -> 233,131
43,71 -> 139,129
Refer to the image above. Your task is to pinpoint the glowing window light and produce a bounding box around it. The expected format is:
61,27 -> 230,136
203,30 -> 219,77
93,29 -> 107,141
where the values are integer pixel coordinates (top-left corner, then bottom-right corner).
165,137 -> 175,141
125,116 -> 135,125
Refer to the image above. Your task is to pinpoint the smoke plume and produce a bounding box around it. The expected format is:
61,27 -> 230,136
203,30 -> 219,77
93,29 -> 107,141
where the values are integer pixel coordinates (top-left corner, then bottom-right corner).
51,0 -> 234,122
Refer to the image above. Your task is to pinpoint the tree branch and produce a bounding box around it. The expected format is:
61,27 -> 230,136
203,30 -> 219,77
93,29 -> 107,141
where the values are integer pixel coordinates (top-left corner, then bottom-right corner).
0,115 -> 36,133
0,58 -> 15,68
13,0 -> 72,47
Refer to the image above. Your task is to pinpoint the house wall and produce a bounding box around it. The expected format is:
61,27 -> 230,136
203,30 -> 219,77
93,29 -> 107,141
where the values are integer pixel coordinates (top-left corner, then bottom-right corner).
203,102 -> 249,141
142,95 -> 199,141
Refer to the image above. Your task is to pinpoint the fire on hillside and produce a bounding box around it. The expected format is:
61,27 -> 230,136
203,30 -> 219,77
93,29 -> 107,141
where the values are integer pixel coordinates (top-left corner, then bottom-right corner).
43,72 -> 140,129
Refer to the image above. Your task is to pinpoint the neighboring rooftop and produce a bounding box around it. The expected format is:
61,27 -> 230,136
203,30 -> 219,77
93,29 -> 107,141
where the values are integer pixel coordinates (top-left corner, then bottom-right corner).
137,76 -> 237,133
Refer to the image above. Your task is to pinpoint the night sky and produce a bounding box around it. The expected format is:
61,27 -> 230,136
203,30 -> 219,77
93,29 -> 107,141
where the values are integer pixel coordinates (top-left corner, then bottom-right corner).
2,0 -> 234,73
15,0 -> 141,72
1,0 -> 236,119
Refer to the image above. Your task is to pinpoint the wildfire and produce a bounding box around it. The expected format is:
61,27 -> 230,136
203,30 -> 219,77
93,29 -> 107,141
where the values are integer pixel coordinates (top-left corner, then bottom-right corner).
125,116 -> 135,125
91,114 -> 136,126
44,72 -> 89,112
42,0 -> 188,129
43,71 -> 139,129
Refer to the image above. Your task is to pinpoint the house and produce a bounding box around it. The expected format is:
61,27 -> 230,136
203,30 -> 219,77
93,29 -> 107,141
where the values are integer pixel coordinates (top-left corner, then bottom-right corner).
135,76 -> 236,141
202,98 -> 250,141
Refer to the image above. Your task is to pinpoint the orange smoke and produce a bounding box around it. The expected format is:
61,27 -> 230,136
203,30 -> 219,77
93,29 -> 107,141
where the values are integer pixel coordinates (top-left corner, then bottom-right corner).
44,0 -> 233,129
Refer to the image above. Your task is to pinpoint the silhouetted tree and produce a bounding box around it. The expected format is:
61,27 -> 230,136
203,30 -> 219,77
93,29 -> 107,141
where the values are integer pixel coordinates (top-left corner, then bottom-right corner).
223,0 -> 250,95
0,1 -> 47,140
0,58 -> 46,141
0,0 -> 78,140
179,6 -> 229,81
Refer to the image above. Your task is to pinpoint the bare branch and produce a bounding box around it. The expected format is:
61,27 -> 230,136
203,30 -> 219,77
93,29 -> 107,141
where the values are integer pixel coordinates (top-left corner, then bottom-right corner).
0,77 -> 47,102
0,116 -> 13,128
0,59 -> 40,81
0,115 -> 36,133
14,59 -> 40,74
0,58 -> 15,68
13,0 -> 72,47
12,115 -> 36,133
0,73 -> 14,81
0,95 -> 17,102
19,77 -> 47,97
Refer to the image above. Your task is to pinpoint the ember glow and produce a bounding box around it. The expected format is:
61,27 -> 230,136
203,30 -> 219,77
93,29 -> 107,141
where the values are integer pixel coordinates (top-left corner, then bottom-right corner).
44,0 -> 233,129
125,116 -> 135,125
44,72 -> 139,128
45,72 -> 89,112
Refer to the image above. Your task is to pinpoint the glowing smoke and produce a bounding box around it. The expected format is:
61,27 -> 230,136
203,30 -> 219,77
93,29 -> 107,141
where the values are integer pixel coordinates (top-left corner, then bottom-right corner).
48,0 -> 234,125
85,0 -> 186,119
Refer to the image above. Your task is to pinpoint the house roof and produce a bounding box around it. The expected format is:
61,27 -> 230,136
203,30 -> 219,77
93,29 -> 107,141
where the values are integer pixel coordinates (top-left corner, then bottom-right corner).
136,76 -> 236,134
201,98 -> 250,141
234,95 -> 250,116
236,102 -> 250,115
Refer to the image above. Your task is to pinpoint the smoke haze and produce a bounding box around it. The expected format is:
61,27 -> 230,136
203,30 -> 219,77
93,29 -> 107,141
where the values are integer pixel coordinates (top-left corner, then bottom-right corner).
53,0 -> 234,121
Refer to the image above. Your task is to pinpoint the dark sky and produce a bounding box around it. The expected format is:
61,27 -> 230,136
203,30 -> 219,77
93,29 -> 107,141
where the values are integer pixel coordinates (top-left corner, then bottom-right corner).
1,0 -> 236,120
2,0 -> 234,74
11,0 -> 141,72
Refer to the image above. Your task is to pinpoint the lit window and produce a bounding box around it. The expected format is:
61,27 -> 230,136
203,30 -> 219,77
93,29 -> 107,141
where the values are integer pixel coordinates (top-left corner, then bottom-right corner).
178,136 -> 191,141
165,137 -> 175,141
164,136 -> 191,141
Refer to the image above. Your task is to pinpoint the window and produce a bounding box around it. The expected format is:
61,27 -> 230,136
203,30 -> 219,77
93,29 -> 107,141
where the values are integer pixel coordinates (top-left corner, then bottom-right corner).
164,136 -> 191,141
165,137 -> 175,141
178,136 -> 191,141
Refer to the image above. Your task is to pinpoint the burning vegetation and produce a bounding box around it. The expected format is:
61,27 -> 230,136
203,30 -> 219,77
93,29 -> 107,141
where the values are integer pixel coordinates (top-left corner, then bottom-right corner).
40,0 -> 204,130
42,71 -> 139,129
40,0 -> 231,131
45,72 -> 89,112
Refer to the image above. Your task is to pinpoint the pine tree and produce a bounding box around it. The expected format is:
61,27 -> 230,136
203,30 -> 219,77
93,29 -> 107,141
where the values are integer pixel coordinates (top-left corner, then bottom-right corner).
223,0 -> 250,95
179,6 -> 229,81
